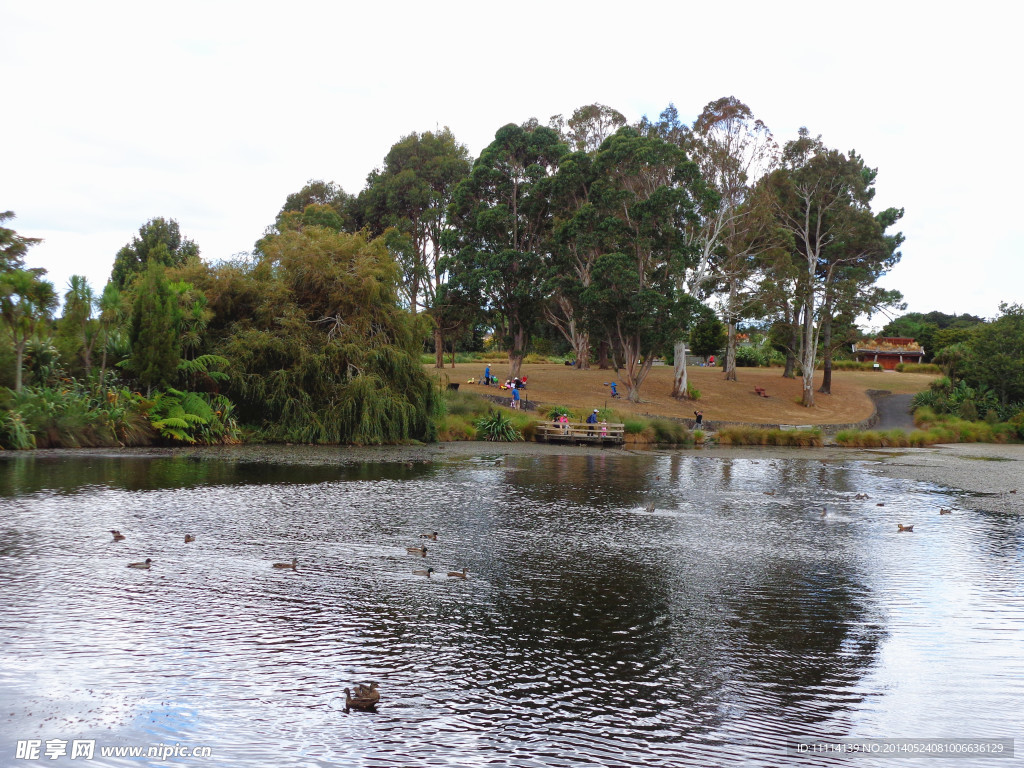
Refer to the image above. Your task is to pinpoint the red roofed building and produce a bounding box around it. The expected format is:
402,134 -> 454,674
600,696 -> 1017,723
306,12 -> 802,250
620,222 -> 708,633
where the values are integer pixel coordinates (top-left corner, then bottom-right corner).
851,337 -> 926,370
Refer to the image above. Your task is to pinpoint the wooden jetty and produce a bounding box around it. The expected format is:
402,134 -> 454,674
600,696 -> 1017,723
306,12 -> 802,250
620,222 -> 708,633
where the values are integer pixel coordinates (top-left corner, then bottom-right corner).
534,421 -> 625,445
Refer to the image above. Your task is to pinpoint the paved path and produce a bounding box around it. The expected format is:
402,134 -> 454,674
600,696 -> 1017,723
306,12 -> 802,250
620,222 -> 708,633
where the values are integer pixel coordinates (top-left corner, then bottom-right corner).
874,393 -> 915,430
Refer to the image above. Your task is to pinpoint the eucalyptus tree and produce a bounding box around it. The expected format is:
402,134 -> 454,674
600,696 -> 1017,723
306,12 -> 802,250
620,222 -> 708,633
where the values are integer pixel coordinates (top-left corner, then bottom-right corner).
688,97 -> 780,383
581,126 -> 710,403
448,121 -> 566,380
0,268 -> 58,391
110,217 -> 200,290
816,200 -> 905,394
765,129 -> 902,406
546,148 -> 600,368
550,103 -> 627,154
358,129 -> 471,367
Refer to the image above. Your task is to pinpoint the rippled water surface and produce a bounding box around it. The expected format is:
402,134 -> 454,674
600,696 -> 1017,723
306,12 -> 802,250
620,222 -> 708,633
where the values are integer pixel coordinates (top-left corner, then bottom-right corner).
1,449 -> 1022,767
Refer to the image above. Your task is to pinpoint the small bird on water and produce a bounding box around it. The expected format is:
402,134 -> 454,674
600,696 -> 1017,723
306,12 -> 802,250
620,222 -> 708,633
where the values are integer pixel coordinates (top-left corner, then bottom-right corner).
897,524 -> 914,532
413,567 -> 435,578
345,684 -> 379,712
939,508 -> 952,515
420,532 -> 438,540
820,506 -> 828,517
184,534 -> 196,543
407,545 -> 427,556
447,568 -> 468,578
272,558 -> 297,569
110,530 -> 125,541
127,558 -> 152,569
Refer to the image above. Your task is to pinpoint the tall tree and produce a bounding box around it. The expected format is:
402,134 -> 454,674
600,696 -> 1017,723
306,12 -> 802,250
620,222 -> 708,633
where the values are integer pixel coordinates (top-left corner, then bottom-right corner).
687,97 -> 780,383
581,126 -> 709,402
128,260 -> 180,394
0,211 -> 43,272
448,121 -> 566,380
97,282 -> 126,391
546,148 -> 602,368
359,128 -> 471,367
55,275 -> 98,378
550,103 -> 627,153
0,269 -> 58,391
110,217 -> 200,290
765,129 -> 895,406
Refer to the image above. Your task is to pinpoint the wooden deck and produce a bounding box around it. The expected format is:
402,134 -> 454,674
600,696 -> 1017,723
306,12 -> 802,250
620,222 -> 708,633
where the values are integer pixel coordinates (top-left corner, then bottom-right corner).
534,421 -> 625,445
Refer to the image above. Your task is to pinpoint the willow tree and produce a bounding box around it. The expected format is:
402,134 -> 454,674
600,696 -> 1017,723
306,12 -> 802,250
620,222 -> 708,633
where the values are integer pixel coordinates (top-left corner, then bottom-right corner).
213,225 -> 436,444
448,121 -> 566,380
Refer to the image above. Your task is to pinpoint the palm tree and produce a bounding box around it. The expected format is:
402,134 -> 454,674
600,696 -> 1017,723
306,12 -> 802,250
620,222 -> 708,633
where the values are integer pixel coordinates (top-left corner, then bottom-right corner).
0,269 -> 58,391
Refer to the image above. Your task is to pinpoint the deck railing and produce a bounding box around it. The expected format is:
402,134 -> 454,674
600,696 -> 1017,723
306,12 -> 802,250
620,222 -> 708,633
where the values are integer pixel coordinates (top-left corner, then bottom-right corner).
534,421 -> 625,444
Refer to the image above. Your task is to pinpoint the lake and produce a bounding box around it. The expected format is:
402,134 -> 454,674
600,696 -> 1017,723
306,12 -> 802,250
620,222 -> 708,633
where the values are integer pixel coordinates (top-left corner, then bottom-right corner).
1,448 -> 1021,766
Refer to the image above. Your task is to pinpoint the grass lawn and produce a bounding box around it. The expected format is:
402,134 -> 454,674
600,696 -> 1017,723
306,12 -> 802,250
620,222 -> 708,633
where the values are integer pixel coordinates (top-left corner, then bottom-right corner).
427,362 -> 937,426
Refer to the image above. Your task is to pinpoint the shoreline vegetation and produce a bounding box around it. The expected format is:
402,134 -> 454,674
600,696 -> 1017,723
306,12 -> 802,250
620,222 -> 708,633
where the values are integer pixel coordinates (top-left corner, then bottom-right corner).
2,360 -> 1022,451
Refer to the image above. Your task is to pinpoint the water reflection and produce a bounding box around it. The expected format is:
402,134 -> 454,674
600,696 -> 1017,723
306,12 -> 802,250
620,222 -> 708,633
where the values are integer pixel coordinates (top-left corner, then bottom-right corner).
0,448 -> 1021,767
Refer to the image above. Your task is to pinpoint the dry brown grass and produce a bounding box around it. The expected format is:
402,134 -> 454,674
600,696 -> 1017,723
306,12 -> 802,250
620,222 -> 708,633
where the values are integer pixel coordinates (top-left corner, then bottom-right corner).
428,363 -> 937,426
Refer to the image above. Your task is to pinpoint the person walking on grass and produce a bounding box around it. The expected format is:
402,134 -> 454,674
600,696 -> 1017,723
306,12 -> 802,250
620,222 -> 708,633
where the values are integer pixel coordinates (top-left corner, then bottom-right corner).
511,387 -> 521,410
484,364 -> 490,386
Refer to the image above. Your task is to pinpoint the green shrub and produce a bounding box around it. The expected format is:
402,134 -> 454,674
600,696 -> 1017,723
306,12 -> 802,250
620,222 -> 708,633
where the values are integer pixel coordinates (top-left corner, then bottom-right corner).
623,418 -> 647,435
896,362 -> 942,373
958,400 -> 978,422
474,409 -> 522,442
830,360 -> 875,371
545,405 -> 575,420
650,418 -> 687,444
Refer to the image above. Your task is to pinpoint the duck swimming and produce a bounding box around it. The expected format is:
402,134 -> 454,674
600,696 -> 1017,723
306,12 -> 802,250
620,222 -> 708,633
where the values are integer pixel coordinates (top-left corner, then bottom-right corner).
127,558 -> 152,569
184,534 -> 196,543
110,530 -> 125,541
406,545 -> 427,556
897,524 -> 914,532
413,567 -> 435,577
272,558 -> 297,569
447,568 -> 468,578
345,686 -> 379,712
419,532 -> 438,541
939,508 -> 952,515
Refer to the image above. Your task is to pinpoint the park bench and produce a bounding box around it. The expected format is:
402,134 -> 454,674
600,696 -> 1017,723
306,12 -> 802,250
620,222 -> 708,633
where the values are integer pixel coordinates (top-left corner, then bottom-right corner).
753,386 -> 768,397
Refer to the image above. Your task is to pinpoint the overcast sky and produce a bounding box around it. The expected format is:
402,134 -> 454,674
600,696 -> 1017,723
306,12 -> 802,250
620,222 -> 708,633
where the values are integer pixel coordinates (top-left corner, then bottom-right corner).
3,1 -> 1019,327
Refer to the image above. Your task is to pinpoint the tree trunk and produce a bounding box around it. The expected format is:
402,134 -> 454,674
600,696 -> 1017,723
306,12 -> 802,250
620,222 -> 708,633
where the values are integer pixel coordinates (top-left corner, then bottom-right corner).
671,339 -> 689,398
783,318 -> 799,378
573,329 -> 590,369
14,343 -> 24,393
597,339 -> 610,369
800,294 -> 816,407
434,326 -> 444,369
724,320 -> 738,382
507,324 -> 526,380
817,311 -> 833,395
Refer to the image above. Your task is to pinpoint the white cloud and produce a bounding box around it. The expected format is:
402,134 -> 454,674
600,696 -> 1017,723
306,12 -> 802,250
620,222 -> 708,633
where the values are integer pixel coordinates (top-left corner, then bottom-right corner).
3,0 -> 1020,319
